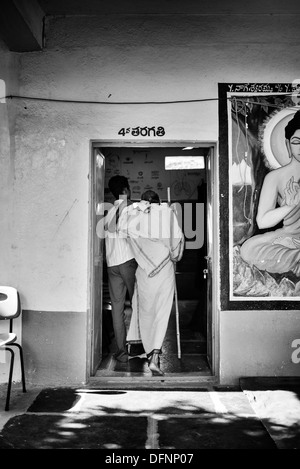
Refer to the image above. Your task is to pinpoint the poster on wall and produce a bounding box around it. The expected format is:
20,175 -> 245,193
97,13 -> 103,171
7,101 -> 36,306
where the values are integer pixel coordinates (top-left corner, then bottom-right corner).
103,148 -> 203,202
219,83 -> 300,309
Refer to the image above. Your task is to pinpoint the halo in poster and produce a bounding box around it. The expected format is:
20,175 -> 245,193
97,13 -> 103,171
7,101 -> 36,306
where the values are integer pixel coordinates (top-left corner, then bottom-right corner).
261,107 -> 297,169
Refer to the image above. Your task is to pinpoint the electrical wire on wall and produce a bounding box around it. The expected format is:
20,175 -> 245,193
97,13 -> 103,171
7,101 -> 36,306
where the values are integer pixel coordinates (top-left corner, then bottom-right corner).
2,95 -> 220,105
0,93 -> 298,107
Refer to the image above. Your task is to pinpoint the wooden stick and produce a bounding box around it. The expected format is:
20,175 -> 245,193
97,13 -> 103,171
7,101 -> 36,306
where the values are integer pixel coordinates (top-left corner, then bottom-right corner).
174,267 -> 181,359
167,186 -> 171,205
167,186 -> 181,360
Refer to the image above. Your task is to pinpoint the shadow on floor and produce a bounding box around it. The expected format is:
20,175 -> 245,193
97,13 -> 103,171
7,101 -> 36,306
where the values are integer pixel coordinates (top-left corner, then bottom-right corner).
0,386 -> 277,449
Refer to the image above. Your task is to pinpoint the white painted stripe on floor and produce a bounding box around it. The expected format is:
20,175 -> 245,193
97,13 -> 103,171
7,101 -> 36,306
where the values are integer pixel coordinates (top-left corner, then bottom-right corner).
145,416 -> 159,449
66,392 -> 86,412
209,391 -> 228,414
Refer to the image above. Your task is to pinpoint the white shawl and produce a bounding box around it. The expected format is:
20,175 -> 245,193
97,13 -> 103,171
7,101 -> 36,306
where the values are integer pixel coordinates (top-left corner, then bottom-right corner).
118,201 -> 184,277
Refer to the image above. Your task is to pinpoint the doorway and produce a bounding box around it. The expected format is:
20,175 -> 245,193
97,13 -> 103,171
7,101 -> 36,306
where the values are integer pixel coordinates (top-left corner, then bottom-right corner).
89,141 -> 217,385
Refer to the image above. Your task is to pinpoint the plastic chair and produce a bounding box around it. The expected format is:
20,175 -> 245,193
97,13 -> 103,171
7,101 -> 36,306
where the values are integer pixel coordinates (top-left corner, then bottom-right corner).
0,286 -> 26,411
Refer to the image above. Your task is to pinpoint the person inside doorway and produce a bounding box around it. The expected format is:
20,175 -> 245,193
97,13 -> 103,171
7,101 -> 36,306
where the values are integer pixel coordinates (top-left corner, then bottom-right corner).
119,189 -> 185,375
104,175 -> 138,363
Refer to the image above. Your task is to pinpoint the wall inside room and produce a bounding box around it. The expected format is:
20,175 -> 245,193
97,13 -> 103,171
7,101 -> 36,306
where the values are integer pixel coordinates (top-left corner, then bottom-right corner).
102,146 -> 207,202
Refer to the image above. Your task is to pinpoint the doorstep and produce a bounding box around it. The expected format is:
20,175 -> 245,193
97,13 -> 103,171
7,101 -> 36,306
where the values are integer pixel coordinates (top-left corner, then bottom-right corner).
87,374 -> 218,390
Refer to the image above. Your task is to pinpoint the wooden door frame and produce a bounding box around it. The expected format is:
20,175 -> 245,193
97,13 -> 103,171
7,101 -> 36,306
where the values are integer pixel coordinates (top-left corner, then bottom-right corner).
87,139 -> 219,382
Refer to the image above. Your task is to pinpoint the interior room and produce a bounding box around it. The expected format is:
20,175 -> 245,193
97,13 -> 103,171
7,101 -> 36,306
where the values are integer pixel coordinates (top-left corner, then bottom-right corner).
94,146 -> 211,378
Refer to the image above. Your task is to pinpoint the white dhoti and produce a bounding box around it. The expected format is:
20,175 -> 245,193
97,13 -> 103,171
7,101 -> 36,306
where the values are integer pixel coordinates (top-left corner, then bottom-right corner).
127,260 -> 175,355
118,200 -> 184,356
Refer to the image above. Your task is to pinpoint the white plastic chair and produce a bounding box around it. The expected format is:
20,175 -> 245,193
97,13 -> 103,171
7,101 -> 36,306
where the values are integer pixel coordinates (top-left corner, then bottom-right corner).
0,286 -> 26,410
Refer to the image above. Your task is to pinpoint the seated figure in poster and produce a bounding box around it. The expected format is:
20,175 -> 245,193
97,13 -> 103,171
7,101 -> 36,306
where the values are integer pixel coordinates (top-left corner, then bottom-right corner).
240,110 -> 300,277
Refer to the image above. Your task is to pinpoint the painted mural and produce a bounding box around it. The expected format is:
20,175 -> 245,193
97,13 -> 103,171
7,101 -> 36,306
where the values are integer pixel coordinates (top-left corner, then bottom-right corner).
228,84 -> 300,300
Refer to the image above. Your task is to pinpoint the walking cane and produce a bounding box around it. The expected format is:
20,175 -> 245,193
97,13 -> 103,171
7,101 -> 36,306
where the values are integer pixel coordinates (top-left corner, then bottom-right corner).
167,187 -> 181,359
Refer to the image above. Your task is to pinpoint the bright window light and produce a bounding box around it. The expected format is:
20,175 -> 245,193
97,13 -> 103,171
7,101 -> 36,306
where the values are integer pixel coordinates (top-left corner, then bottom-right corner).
165,156 -> 205,170
0,79 -> 6,103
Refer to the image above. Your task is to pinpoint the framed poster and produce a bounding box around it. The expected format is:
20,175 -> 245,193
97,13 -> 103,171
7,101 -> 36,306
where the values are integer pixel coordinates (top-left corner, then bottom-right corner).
219,83 -> 300,310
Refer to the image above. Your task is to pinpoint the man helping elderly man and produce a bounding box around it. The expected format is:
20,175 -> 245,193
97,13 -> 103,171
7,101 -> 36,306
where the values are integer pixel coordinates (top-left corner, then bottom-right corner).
118,189 -> 185,376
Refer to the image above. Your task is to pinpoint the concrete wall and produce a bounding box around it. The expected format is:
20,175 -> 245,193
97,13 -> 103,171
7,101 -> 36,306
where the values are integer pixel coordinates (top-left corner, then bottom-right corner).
1,9 -> 300,385
220,311 -> 300,385
0,38 -> 22,383
0,37 -> 19,286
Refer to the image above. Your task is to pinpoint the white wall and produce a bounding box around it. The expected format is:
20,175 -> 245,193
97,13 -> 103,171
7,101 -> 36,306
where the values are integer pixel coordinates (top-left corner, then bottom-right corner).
9,13 -> 299,311
0,38 -> 19,287
1,10 -> 300,384
0,38 -> 23,382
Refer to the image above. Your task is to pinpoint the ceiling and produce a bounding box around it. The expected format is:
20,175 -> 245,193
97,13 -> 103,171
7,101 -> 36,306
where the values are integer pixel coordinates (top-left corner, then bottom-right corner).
37,0 -> 300,16
1,0 -> 300,52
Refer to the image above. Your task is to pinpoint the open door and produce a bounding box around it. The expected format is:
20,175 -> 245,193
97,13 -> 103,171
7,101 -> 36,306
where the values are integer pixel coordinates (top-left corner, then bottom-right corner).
205,147 -> 214,370
90,149 -> 105,375
89,142 -> 217,383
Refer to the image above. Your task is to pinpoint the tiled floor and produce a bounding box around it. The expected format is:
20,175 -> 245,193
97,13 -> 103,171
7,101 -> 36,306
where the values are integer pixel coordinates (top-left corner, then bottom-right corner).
1,380 -> 300,449
0,385 -> 277,449
97,299 -> 210,378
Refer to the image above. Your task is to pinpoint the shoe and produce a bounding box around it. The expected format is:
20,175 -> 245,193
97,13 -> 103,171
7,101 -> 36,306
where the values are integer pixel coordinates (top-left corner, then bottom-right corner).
113,352 -> 128,363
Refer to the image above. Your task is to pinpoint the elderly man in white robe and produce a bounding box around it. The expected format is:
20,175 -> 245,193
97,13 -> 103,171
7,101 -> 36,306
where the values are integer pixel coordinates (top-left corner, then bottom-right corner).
118,190 -> 185,376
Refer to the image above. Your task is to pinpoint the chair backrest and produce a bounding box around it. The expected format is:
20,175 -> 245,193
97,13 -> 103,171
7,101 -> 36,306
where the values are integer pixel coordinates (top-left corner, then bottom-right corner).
0,286 -> 21,320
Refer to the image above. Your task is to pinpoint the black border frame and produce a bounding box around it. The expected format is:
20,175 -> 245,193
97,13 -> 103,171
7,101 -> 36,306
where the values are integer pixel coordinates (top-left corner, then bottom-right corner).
218,82 -> 300,311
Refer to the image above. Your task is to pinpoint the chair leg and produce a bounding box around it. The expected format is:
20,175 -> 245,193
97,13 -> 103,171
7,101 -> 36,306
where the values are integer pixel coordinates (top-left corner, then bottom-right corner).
10,343 -> 26,393
4,347 -> 14,411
